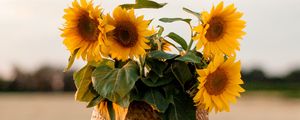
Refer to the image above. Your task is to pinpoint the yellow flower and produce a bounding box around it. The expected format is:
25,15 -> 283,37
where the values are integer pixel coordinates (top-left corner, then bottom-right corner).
61,0 -> 113,61
102,7 -> 154,61
193,2 -> 246,57
193,56 -> 245,112
98,15 -> 115,57
162,39 -> 172,52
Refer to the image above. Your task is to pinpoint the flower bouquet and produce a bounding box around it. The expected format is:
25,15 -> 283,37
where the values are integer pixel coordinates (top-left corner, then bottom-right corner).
61,0 -> 246,120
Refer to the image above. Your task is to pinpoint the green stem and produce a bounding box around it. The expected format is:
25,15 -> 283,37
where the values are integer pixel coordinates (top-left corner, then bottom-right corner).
186,24 -> 194,53
138,55 -> 145,77
107,101 -> 115,120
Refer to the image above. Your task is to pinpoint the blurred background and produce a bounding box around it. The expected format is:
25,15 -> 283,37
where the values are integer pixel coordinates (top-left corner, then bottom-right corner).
1,0 -> 300,120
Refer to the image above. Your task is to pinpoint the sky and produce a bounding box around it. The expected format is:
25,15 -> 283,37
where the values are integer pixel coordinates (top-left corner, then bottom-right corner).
0,0 -> 300,79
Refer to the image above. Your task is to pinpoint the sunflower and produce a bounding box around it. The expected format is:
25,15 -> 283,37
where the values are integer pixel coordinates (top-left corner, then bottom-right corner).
102,7 -> 154,61
193,56 -> 245,112
62,0 -> 113,61
193,2 -> 246,57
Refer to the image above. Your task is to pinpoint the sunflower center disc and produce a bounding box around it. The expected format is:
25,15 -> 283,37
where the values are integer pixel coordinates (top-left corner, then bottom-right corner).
78,13 -> 99,41
206,18 -> 224,41
114,21 -> 138,47
205,69 -> 228,95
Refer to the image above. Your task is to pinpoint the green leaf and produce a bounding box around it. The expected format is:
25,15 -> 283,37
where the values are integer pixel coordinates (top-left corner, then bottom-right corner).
175,51 -> 201,63
73,65 -> 97,102
161,84 -> 177,105
64,48 -> 79,72
141,71 -> 173,87
148,50 -> 177,60
120,0 -> 167,9
141,69 -> 160,87
183,7 -> 201,20
143,61 -> 176,87
86,95 -> 103,108
144,88 -> 169,113
167,32 -> 188,50
157,25 -> 164,37
171,62 -> 192,88
92,61 -> 140,107
88,58 -> 114,68
159,18 -> 192,24
129,81 -> 148,101
165,90 -> 196,120
73,59 -> 114,102
146,58 -> 168,77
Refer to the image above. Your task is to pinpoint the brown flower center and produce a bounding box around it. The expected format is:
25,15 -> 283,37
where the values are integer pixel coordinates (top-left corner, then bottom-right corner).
113,21 -> 138,47
204,69 -> 228,95
205,17 -> 224,41
77,12 -> 99,41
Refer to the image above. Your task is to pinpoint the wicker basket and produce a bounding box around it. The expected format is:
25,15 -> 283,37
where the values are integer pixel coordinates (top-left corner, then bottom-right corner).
91,101 -> 208,120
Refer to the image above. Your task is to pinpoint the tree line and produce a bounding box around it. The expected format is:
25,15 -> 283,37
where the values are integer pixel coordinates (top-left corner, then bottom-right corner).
0,66 -> 75,92
1,66 -> 300,92
242,68 -> 300,91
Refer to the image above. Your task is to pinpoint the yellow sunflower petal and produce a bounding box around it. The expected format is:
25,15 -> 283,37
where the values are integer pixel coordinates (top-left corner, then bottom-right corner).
194,56 -> 245,112
193,1 -> 246,57
101,7 -> 152,61
61,0 -> 106,62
